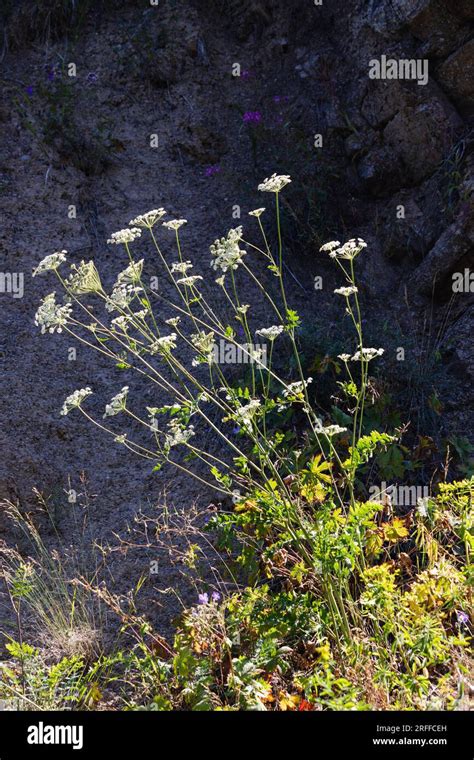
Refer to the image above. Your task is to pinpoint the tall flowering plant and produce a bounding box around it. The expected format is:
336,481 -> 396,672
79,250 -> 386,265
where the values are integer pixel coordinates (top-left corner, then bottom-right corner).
34,174 -> 391,640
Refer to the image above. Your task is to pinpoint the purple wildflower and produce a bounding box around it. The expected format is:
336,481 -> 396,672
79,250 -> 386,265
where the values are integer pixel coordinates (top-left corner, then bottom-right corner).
456,610 -> 469,626
243,111 -> 262,124
205,165 -> 220,177
25,85 -> 34,97
198,593 -> 209,605
211,592 -> 221,603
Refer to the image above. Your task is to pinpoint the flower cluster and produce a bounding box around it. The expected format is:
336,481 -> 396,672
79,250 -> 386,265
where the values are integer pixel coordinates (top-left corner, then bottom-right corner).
104,386 -> 129,418
234,399 -> 261,431
320,238 -> 367,260
334,286 -> 358,297
129,208 -> 166,228
255,325 -> 284,341
351,348 -> 384,362
60,387 -> 92,416
171,261 -> 193,274
210,227 -> 246,273
66,260 -> 103,295
165,419 -> 195,448
32,251 -> 67,277
150,334 -> 177,355
258,173 -> 291,193
116,259 -> 144,285
105,284 -> 143,313
282,378 -> 313,398
35,292 -> 72,334
191,331 -> 216,365
248,208 -> 265,218
107,228 -> 142,245
163,219 -> 187,231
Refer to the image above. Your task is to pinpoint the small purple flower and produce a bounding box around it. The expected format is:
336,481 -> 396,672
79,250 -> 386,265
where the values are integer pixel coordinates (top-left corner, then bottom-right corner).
47,69 -> 56,82
232,425 -> 241,435
243,111 -> 262,124
86,71 -> 98,86
198,593 -> 209,605
211,591 -> 221,603
25,85 -> 34,97
241,69 -> 252,80
205,165 -> 220,177
456,610 -> 469,626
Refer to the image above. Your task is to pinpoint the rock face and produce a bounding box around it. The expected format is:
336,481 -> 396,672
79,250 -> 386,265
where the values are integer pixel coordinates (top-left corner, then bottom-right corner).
437,39 -> 474,116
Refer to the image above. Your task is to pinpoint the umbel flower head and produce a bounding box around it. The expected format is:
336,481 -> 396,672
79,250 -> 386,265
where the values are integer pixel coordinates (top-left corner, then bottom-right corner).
66,260 -> 103,295
33,251 -> 67,277
255,325 -> 284,341
34,292 -> 72,334
163,219 -> 187,230
258,173 -> 291,193
60,387 -> 92,416
105,283 -> 143,313
165,419 -> 195,449
351,347 -> 384,362
248,208 -> 265,217
107,228 -> 142,245
150,333 -> 177,355
104,386 -> 129,418
115,259 -> 144,286
321,238 -> 367,260
334,286 -> 358,297
210,226 -> 246,273
129,208 -> 166,228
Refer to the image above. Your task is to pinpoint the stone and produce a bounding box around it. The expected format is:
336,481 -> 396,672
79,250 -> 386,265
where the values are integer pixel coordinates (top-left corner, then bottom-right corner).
437,39 -> 474,117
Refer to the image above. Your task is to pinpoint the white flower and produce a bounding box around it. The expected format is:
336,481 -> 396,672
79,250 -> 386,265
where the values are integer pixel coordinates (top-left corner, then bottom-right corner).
236,304 -> 250,315
114,434 -> 127,444
176,275 -> 203,287
338,353 -> 351,362
322,424 -> 347,437
150,333 -> 177,354
103,386 -> 129,418
416,497 -> 430,517
334,286 -> 358,297
105,283 -> 143,312
351,348 -> 384,362
282,378 -> 313,398
255,325 -> 284,341
35,292 -> 72,334
33,251 -> 67,277
231,489 -> 241,504
330,238 -> 367,260
111,315 -> 130,330
60,387 -> 92,416
191,331 -> 216,364
171,261 -> 193,274
165,316 -> 181,327
319,241 -> 340,253
215,275 -> 226,287
234,399 -> 261,430
210,226 -> 246,272
163,219 -> 187,230
107,228 -> 142,245
115,259 -> 144,285
258,173 -> 291,193
129,208 -> 166,228
66,260 -> 103,294
249,208 -> 265,217
165,419 -> 195,448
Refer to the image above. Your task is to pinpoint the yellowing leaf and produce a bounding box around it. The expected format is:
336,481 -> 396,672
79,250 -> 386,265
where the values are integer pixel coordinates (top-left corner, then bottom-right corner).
383,518 -> 409,543
278,691 -> 301,711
